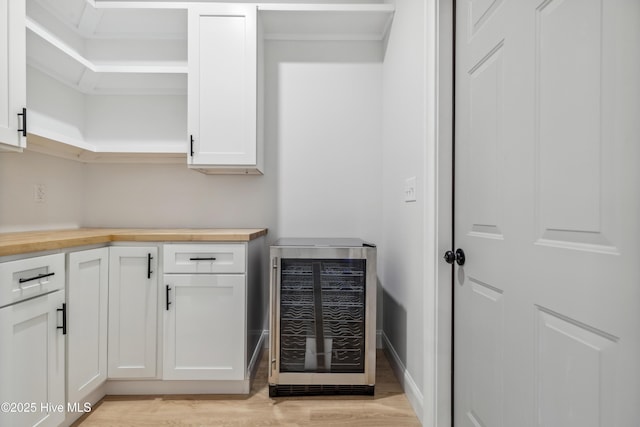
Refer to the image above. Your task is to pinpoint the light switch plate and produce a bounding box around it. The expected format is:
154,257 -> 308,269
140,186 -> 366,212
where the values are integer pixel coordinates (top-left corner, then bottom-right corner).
404,177 -> 416,202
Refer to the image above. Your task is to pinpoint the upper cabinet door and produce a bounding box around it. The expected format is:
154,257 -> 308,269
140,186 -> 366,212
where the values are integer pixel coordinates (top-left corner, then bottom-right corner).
188,4 -> 260,172
0,0 -> 26,151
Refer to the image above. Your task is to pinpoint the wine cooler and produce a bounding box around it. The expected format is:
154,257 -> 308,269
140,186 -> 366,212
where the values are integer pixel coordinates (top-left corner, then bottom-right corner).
268,238 -> 377,397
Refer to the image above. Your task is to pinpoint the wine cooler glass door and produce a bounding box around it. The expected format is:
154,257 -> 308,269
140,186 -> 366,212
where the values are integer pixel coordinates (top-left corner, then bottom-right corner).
279,258 -> 366,374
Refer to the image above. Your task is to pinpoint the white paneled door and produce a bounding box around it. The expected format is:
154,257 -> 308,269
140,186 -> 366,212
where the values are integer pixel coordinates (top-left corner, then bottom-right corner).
454,1 -> 640,426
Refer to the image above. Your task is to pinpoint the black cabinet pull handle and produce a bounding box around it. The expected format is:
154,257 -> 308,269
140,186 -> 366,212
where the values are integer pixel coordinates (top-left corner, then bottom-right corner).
17,108 -> 27,137
19,272 -> 55,284
57,303 -> 67,335
147,253 -> 153,279
189,257 -> 217,261
166,285 -> 172,311
190,135 -> 194,156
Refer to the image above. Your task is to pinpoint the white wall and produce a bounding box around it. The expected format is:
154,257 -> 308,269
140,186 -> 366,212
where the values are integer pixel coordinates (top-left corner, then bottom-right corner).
78,40 -> 384,247
266,40 -> 383,245
81,162 -> 277,239
1,40 -> 384,252
380,0 -> 427,418
0,150 -> 85,232
1,8 -> 418,419
0,148 -> 278,237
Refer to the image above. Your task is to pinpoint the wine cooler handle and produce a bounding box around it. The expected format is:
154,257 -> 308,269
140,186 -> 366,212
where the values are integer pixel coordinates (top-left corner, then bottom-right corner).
270,257 -> 278,378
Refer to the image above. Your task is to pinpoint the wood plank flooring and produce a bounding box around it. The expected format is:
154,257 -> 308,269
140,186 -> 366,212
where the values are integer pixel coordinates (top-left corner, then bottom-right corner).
74,350 -> 421,426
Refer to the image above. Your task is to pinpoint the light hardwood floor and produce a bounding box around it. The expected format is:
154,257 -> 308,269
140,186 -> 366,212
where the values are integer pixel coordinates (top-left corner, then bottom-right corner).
74,350 -> 421,426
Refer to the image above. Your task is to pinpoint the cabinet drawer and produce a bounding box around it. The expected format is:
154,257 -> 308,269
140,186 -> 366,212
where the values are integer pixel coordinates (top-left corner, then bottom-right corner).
164,244 -> 246,273
0,253 -> 65,307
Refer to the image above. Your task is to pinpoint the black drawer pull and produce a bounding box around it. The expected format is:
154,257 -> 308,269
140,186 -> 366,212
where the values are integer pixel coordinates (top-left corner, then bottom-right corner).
189,257 -> 217,261
57,303 -> 67,335
166,285 -> 172,311
19,272 -> 55,284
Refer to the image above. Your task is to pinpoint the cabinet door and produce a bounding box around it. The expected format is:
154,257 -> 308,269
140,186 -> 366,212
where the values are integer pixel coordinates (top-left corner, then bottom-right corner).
163,274 -> 245,380
188,4 -> 258,168
0,0 -> 26,150
67,248 -> 108,405
0,290 -> 65,427
108,247 -> 158,378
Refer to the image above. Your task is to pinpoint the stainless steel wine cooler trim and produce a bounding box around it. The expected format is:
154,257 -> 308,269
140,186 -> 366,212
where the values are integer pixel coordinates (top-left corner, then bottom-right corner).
268,244 -> 376,393
270,256 -> 279,380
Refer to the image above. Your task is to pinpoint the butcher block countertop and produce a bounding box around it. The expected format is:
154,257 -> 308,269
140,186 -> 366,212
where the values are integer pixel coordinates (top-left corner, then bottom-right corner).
0,228 -> 268,257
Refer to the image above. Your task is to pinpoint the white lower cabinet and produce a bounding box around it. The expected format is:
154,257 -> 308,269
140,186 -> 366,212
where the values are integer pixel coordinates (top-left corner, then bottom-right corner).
0,235 -> 264,426
67,248 -> 108,406
163,274 -> 245,380
0,289 -> 65,427
108,247 -> 158,378
0,253 -> 66,427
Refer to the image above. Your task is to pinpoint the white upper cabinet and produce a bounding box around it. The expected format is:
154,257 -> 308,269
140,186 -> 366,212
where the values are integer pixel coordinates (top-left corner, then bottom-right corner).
0,0 -> 27,151
188,4 -> 262,174
19,1 -> 394,167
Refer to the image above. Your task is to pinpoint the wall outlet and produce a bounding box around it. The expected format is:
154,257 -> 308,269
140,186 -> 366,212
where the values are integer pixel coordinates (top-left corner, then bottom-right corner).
34,184 -> 46,203
404,177 -> 416,202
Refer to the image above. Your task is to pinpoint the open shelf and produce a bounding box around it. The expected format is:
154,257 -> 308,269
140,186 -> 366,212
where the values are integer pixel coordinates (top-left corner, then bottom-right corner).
258,4 -> 394,41
25,0 -> 188,160
23,1 -> 394,164
26,3 -> 187,96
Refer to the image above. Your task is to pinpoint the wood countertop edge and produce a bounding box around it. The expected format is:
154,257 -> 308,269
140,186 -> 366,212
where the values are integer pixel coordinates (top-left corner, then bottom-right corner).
109,229 -> 268,242
0,228 -> 268,257
0,235 -> 113,257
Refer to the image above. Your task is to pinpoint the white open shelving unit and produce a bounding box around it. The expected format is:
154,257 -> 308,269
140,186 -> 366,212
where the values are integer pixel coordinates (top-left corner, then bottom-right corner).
26,0 -> 188,162
259,3 -> 394,41
25,0 -> 394,164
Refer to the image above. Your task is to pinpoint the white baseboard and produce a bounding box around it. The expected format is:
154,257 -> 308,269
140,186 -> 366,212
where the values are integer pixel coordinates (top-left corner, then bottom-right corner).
382,331 -> 424,425
105,379 -> 250,395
